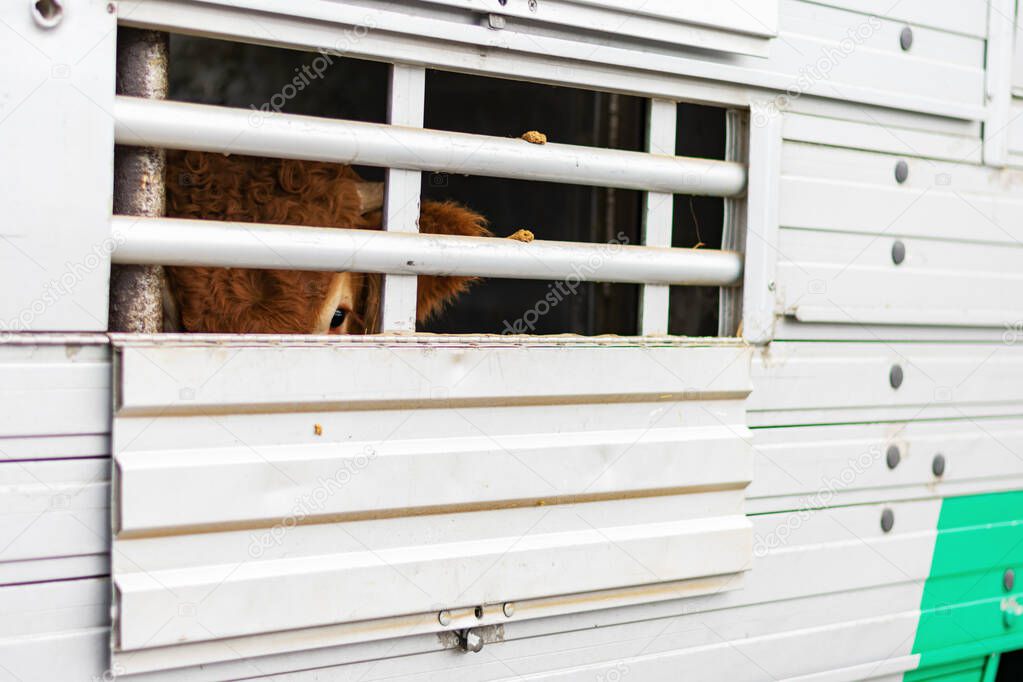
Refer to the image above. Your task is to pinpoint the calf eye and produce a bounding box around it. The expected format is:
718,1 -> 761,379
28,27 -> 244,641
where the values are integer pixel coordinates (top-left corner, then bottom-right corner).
330,308 -> 347,329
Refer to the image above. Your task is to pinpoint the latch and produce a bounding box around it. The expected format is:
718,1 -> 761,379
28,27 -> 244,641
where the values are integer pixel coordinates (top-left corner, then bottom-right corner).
1002,596 -> 1022,629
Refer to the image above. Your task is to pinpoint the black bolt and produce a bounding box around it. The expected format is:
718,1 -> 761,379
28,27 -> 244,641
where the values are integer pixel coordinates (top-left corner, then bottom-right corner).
900,26 -> 914,51
895,160 -> 909,184
892,240 -> 906,265
1005,569 -> 1016,591
932,454 -> 946,477
890,364 -> 904,389
881,508 -> 895,533
886,445 -> 901,469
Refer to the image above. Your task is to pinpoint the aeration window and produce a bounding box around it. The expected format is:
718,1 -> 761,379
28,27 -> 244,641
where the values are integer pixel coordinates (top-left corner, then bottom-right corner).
109,33 -> 745,338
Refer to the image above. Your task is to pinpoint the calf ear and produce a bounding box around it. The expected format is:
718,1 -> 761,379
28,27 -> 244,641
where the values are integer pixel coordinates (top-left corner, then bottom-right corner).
415,200 -> 492,322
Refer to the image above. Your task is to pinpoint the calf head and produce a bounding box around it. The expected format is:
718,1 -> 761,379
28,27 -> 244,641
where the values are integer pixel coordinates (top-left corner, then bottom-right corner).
164,151 -> 491,334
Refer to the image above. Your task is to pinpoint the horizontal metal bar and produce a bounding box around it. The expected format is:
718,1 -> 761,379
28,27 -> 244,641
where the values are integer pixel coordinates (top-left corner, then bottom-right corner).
110,216 -> 743,287
114,96 -> 748,197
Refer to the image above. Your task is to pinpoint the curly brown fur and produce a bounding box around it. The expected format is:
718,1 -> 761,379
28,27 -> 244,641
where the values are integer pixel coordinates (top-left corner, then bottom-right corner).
164,150 -> 491,334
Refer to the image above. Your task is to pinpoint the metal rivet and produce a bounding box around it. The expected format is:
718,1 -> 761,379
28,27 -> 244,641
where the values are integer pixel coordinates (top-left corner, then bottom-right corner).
889,364 -> 904,389
503,602 -> 515,617
900,26 -> 914,51
1006,569 -> 1016,592
528,0 -> 537,10
106,2 -> 116,13
438,610 -> 451,626
895,160 -> 909,184
460,627 -> 485,653
32,0 -> 63,28
932,454 -> 946,477
886,445 -> 901,469
892,240 -> 906,265
881,508 -> 895,533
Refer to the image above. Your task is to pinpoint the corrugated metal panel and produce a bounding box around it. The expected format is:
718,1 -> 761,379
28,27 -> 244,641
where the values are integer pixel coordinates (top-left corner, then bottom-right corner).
116,499 -> 940,680
775,140 -> 1023,328
111,338 -> 754,669
0,459 -> 110,585
749,342 -> 1023,426
748,417 -> 1023,512
0,340 -> 111,443
120,0 -> 986,119
0,578 -> 110,682
415,0 -> 780,57
0,336 -> 112,585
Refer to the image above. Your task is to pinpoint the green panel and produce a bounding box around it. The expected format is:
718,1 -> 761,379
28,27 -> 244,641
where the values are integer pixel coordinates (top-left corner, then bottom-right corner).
903,657 -> 985,682
906,491 -> 1023,681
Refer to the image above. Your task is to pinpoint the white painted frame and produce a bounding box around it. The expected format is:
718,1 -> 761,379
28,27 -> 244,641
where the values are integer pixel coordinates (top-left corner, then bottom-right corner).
639,99 -> 678,335
740,102 -> 783,345
381,65 -> 426,331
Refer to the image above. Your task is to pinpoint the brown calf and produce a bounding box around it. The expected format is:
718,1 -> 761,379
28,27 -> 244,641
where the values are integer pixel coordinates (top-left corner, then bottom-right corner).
163,150 -> 492,334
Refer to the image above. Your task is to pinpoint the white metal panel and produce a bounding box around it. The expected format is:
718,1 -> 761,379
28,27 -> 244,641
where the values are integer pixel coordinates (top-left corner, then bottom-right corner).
0,340 -> 111,442
782,112 -> 982,164
742,102 -> 783,345
0,460 -> 109,581
0,579 -> 110,682
777,228 -> 1023,328
1014,1 -> 1023,94
804,0 -> 988,37
0,627 -> 109,682
111,338 -> 754,665
117,501 -> 939,680
983,0 -> 1017,167
775,138 -> 1023,329
415,0 -> 779,57
115,498 -> 750,650
119,0 -> 987,120
1,577 -> 110,637
0,0 -> 116,332
113,339 -> 750,414
780,142 -> 1023,245
0,435 -> 110,463
748,417 -> 1023,512
117,424 -> 749,533
1007,98 -> 1023,167
0,555 -> 110,587
749,342 -> 1023,426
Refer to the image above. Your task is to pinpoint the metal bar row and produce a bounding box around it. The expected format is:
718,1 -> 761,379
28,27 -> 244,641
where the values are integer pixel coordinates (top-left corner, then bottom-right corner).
114,96 -> 748,197
110,217 -> 744,287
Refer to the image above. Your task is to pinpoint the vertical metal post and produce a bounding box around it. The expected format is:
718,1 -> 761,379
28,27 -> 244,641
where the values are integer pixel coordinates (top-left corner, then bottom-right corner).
380,64 -> 426,332
638,99 -> 677,335
108,28 -> 168,333
720,109 -> 750,337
